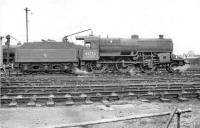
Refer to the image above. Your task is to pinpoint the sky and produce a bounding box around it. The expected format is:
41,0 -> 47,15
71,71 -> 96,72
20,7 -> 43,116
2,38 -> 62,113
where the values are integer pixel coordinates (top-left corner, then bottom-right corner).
0,0 -> 200,55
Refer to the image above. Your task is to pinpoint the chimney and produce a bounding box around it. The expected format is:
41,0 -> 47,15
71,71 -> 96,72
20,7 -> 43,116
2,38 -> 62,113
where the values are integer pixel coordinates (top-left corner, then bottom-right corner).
159,35 -> 164,39
131,35 -> 139,39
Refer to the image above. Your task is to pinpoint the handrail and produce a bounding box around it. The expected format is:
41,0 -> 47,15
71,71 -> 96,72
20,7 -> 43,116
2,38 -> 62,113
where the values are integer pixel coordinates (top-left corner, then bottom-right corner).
62,29 -> 93,42
50,108 -> 191,128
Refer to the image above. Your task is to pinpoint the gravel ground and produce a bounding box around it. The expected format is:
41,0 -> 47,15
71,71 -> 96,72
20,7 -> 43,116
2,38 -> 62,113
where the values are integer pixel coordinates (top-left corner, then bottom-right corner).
0,99 -> 200,128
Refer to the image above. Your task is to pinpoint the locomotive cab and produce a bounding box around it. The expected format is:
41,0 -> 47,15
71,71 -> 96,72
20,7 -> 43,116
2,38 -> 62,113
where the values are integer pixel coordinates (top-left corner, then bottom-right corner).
76,36 -> 100,60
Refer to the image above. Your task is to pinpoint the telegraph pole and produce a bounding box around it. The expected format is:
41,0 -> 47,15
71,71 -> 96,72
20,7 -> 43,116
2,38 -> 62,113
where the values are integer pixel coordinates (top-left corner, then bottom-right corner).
5,35 -> 10,65
24,7 -> 30,43
0,36 -> 3,68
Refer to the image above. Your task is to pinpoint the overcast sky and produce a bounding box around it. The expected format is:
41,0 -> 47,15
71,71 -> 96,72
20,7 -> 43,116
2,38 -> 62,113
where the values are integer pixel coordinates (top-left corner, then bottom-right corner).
0,0 -> 200,54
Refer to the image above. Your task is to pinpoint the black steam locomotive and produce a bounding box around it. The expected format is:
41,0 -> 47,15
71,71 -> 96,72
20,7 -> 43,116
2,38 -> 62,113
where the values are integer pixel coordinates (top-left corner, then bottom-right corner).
2,30 -> 186,73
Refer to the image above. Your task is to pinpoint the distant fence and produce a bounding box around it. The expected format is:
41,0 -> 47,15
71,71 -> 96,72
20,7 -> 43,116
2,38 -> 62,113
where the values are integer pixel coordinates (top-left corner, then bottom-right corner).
51,108 -> 192,128
187,58 -> 200,65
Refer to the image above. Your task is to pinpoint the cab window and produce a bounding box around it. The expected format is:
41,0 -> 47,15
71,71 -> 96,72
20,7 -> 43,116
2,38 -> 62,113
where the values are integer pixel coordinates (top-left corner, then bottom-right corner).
85,42 -> 91,48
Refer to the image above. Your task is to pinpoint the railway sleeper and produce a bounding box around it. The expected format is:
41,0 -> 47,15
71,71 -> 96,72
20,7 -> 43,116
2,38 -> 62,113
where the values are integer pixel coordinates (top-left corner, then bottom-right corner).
85,97 -> 94,104
159,97 -> 171,102
65,98 -> 75,106
8,98 -> 18,107
177,94 -> 189,102
46,97 -> 55,106
102,97 -> 109,104
27,99 -> 36,107
138,94 -> 160,100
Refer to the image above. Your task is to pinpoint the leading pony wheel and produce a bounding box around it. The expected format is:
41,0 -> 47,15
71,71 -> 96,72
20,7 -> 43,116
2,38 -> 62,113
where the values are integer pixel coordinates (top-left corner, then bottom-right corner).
139,64 -> 157,73
166,63 -> 179,73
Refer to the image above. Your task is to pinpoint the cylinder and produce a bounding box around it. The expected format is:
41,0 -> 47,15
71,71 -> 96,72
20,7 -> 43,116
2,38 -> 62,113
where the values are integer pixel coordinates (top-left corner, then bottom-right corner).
0,37 -> 3,68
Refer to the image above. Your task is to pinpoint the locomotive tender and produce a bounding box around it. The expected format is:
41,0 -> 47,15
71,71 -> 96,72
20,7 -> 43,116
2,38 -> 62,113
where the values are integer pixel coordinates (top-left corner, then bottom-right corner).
2,31 -> 185,73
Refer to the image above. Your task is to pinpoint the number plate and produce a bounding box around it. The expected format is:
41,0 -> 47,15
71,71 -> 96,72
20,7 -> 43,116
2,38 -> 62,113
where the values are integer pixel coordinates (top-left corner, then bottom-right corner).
82,50 -> 99,60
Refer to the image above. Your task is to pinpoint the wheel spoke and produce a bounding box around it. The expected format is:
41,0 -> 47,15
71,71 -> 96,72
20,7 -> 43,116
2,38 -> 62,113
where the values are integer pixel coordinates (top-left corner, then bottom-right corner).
140,64 -> 156,73
90,59 -> 108,73
116,58 -> 132,73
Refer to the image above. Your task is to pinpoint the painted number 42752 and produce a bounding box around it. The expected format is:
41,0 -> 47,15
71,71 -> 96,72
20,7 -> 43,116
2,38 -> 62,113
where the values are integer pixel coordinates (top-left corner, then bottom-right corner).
85,51 -> 97,57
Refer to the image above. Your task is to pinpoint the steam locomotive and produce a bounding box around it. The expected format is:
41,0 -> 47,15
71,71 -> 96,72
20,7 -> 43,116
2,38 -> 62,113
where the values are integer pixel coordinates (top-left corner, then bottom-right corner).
1,30 -> 186,73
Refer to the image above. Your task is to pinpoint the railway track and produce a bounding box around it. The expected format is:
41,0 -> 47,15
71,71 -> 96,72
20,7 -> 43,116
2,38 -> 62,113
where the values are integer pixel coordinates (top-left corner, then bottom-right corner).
1,75 -> 200,86
1,73 -> 200,107
1,67 -> 200,77
1,82 -> 200,107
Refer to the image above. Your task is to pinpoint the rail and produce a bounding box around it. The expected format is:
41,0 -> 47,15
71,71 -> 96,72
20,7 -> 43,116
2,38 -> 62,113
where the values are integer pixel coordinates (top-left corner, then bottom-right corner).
50,108 -> 191,128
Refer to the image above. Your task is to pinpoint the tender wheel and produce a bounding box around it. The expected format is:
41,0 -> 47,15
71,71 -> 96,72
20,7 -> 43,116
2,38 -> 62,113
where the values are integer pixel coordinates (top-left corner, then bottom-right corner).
90,59 -> 108,73
166,63 -> 179,73
116,58 -> 132,73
